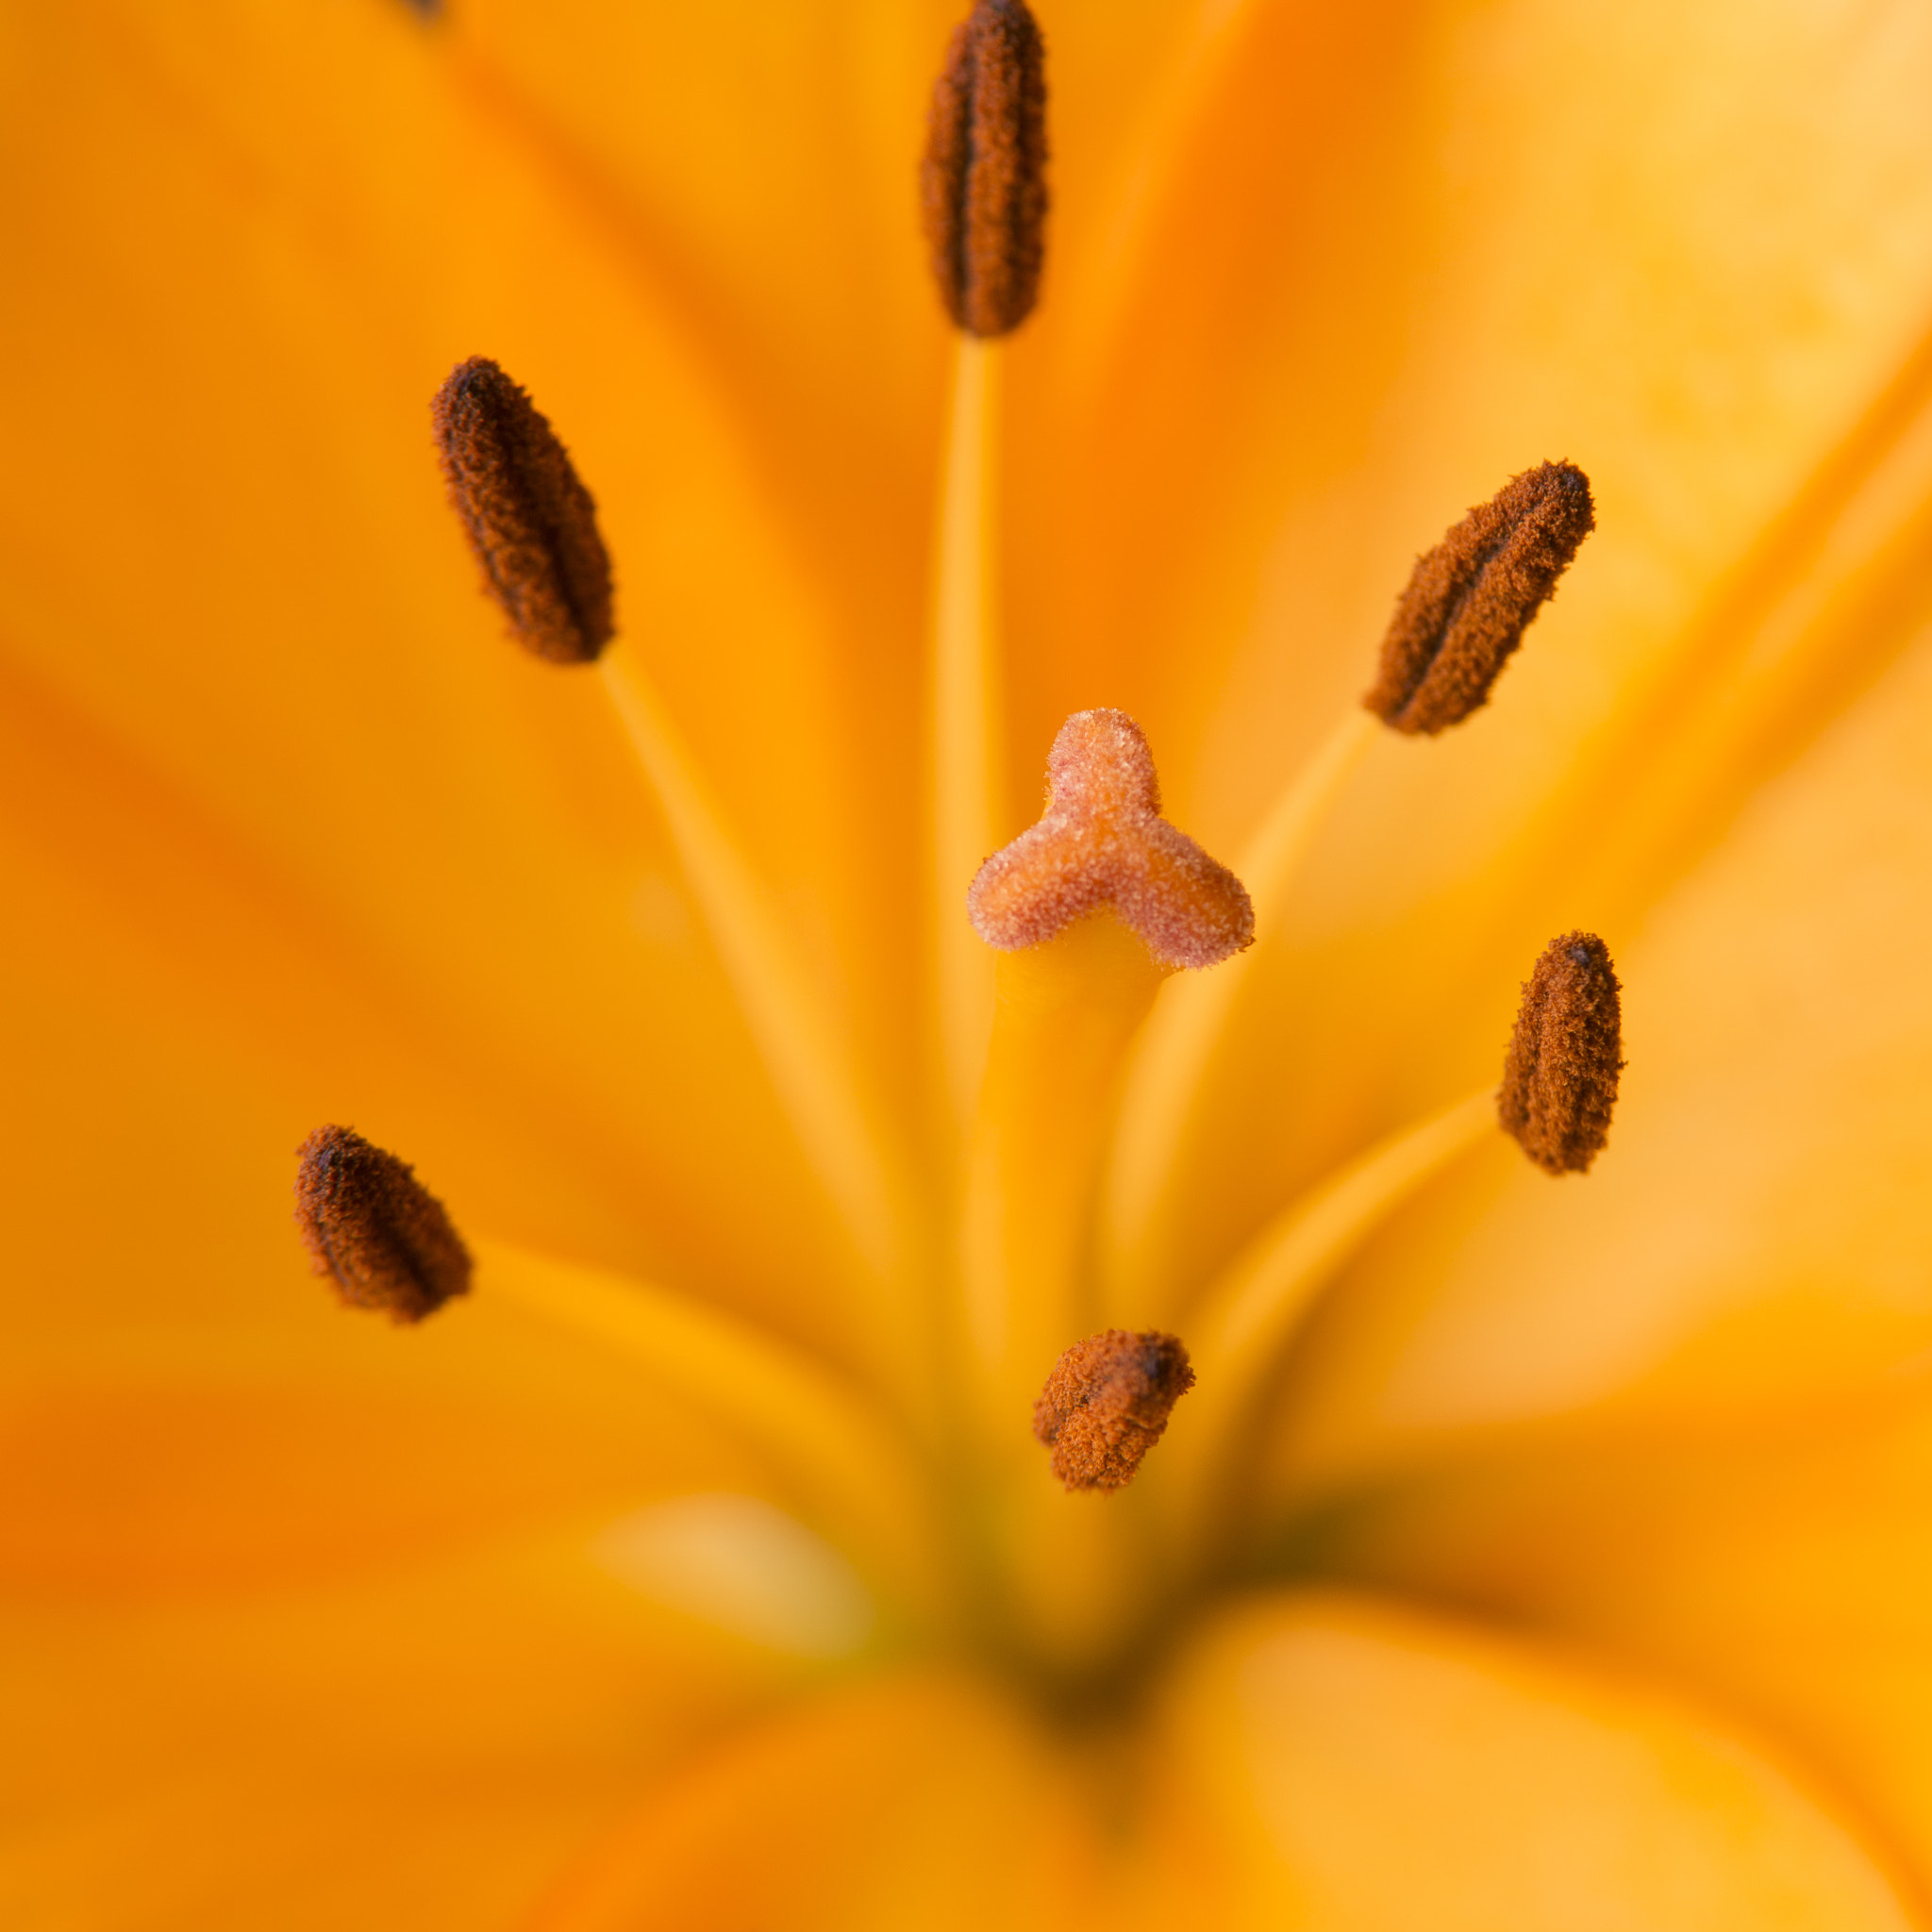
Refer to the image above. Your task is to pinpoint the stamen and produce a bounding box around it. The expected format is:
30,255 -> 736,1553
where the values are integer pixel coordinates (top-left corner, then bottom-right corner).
922,0 -> 1049,338
968,708 -> 1254,970
1499,932 -> 1624,1174
1364,461 -> 1595,734
293,1125 -> 472,1322
432,357 -> 614,665
1033,1329 -> 1194,1491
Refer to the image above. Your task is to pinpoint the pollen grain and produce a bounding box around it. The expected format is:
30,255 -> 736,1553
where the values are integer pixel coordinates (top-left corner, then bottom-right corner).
1365,460 -> 1595,734
293,1124 -> 473,1322
433,357 -> 615,665
1498,931 -> 1624,1174
1033,1328 -> 1195,1491
922,0 -> 1048,337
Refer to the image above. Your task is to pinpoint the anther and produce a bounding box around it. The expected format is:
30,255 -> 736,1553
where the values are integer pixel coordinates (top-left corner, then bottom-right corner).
1498,932 -> 1624,1174
921,0 -> 1048,338
1364,461 -> 1595,734
432,357 -> 615,665
293,1125 -> 472,1322
968,709 -> 1254,969
1033,1329 -> 1195,1492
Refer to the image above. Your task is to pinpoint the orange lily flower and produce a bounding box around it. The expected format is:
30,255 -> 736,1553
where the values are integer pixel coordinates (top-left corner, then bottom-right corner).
8,2 -> 1932,1926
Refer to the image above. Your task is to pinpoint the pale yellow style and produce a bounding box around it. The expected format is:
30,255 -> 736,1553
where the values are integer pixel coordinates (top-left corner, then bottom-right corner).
6,2 -> 1932,1926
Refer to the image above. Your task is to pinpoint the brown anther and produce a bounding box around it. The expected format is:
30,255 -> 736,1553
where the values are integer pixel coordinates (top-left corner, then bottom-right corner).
968,709 -> 1254,970
1498,932 -> 1624,1174
432,357 -> 614,665
921,0 -> 1048,338
1364,461 -> 1595,734
293,1125 -> 472,1322
1033,1329 -> 1194,1492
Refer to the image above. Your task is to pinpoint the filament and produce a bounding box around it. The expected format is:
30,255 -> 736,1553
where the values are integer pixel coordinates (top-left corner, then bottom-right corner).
598,646 -> 923,1398
929,337 -> 1006,1138
476,1239 -> 947,1616
1153,1089 -> 1494,1551
1100,708 -> 1377,1319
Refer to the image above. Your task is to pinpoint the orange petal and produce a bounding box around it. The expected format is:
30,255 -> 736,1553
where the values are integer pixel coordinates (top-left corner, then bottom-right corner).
0,4 -> 919,1325
0,1528 -> 801,1928
0,1370 -> 768,1598
1067,1 -> 1932,1304
525,1670 -> 1096,1932
1134,1589 -> 1916,1931
1309,1391 -> 1932,1902
1274,618 -> 1932,1489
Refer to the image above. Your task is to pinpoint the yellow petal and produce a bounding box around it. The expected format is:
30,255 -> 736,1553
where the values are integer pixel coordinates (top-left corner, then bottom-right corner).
1134,1590 -> 1916,1931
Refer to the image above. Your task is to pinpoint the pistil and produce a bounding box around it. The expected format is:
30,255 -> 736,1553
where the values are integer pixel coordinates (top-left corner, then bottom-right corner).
969,708 -> 1254,970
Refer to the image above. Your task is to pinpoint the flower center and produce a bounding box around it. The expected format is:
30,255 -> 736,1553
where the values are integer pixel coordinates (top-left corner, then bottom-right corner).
281,0 -> 1630,1711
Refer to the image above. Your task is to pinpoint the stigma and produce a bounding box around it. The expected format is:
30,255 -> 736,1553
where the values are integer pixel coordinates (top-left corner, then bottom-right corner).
968,708 -> 1255,970
1499,932 -> 1624,1174
432,357 -> 615,665
293,1125 -> 472,1322
1365,460 -> 1595,734
1033,1329 -> 1195,1491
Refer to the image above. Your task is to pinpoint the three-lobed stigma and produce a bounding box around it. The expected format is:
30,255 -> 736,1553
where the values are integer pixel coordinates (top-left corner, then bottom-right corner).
1033,1329 -> 1195,1491
921,0 -> 1048,337
293,1125 -> 473,1322
1364,460 -> 1595,734
1498,931 -> 1625,1174
432,356 -> 615,665
968,708 -> 1255,970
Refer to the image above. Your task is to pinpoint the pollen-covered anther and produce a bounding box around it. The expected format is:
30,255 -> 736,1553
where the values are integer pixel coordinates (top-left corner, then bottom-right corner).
1498,932 -> 1625,1174
1033,1329 -> 1195,1492
293,1125 -> 473,1323
432,356 -> 615,665
922,0 -> 1048,337
967,709 -> 1254,970
1365,460 -> 1595,734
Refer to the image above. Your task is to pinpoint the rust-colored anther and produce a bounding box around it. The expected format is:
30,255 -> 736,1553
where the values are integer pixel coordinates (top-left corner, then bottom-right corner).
432,356 -> 615,665
1365,461 -> 1595,734
293,1125 -> 473,1322
921,0 -> 1048,337
968,709 -> 1254,970
1033,1329 -> 1194,1492
1498,932 -> 1624,1174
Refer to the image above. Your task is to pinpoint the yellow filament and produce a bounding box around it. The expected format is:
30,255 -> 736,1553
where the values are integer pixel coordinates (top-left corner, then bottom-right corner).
597,647 -> 921,1394
476,1239 -> 948,1620
958,915 -> 1166,1441
1153,1089 -> 1495,1552
929,338 -> 1006,1138
1099,708 -> 1378,1320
